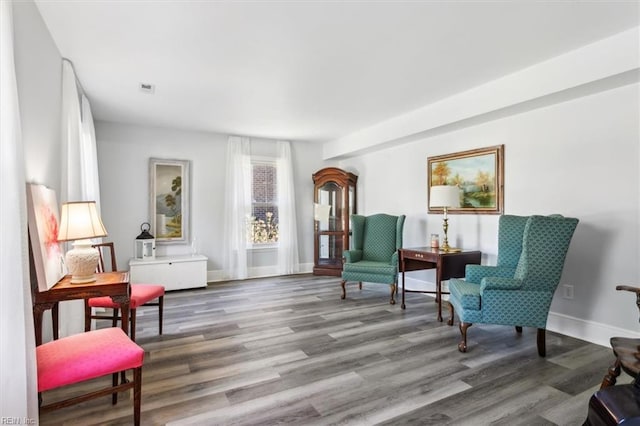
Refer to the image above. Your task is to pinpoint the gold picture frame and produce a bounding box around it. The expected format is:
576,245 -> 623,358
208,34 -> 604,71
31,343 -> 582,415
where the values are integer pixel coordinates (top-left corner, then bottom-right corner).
149,158 -> 190,244
428,145 -> 504,214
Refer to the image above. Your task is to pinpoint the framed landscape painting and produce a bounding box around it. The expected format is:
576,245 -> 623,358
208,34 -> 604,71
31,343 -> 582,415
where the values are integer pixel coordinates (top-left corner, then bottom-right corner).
428,145 -> 504,214
149,158 -> 190,244
26,183 -> 66,291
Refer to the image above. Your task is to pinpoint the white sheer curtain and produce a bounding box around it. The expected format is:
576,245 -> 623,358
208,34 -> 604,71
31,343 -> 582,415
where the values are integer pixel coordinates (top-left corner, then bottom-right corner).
59,60 -> 102,336
222,136 -> 252,280
276,141 -> 300,275
0,0 -> 38,419
80,94 -> 101,210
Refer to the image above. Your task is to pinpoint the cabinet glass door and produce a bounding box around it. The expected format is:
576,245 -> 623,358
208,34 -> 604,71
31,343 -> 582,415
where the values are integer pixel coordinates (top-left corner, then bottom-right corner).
317,181 -> 343,232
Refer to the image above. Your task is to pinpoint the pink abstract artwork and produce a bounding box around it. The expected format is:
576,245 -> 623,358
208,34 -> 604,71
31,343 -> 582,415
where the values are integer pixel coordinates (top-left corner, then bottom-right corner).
27,183 -> 66,291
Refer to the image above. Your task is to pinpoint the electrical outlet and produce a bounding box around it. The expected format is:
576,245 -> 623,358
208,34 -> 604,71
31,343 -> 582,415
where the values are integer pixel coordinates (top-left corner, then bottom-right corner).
562,284 -> 574,299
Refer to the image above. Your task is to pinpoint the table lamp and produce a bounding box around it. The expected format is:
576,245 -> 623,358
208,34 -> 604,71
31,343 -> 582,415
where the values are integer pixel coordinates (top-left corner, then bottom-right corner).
57,201 -> 108,283
429,185 -> 461,252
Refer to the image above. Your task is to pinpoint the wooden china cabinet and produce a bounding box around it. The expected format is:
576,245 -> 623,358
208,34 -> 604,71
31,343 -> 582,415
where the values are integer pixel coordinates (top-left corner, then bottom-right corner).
312,167 -> 358,276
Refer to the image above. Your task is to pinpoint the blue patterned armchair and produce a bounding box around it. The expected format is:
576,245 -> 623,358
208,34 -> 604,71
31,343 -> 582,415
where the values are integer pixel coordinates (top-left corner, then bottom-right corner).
448,214 -> 578,356
341,214 -> 406,304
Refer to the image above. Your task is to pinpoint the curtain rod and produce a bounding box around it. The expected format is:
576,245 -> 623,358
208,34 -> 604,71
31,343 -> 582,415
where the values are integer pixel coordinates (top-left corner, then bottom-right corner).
62,57 -> 86,97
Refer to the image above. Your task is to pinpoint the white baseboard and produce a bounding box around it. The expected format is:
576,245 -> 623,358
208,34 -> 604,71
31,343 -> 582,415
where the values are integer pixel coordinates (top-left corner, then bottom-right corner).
546,312 -> 638,348
206,262 -> 314,283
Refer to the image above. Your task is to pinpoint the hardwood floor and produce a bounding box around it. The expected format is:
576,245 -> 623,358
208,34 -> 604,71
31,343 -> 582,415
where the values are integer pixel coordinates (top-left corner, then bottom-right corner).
39,274 -> 623,425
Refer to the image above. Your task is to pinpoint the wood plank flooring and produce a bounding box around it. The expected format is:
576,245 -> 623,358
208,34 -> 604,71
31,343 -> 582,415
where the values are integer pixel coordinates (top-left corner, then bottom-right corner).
39,274 -> 624,425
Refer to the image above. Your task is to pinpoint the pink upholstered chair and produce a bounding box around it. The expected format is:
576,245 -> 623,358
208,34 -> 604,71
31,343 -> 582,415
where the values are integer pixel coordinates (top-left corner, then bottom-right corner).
37,327 -> 144,425
85,242 -> 165,341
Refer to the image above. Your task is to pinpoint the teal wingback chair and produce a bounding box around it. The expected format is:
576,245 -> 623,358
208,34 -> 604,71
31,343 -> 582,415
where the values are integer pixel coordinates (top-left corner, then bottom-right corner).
448,214 -> 578,357
341,214 -> 406,304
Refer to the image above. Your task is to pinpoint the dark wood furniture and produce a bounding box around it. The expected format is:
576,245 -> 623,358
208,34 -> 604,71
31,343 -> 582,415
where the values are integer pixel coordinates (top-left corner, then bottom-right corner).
399,247 -> 481,322
312,167 -> 358,276
600,285 -> 640,388
86,242 -> 164,341
33,271 -> 131,345
584,285 -> 640,425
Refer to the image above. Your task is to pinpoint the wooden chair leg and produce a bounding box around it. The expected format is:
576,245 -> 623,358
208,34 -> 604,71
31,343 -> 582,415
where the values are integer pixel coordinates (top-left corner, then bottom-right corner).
340,280 -> 347,299
601,358 -> 622,389
358,281 -> 362,290
130,309 -> 137,342
133,366 -> 142,426
459,322 -> 472,352
111,372 -> 118,405
84,300 -> 92,332
158,296 -> 164,335
52,302 -> 59,340
389,283 -> 396,305
537,328 -> 546,357
515,326 -> 523,333
446,301 -> 454,326
112,308 -> 119,328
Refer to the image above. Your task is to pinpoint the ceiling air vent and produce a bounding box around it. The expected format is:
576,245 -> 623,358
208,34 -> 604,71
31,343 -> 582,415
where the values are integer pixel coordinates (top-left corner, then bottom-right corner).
139,83 -> 155,94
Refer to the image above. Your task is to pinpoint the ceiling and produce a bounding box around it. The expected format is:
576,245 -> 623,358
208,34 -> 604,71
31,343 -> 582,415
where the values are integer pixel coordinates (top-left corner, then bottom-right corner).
35,1 -> 639,143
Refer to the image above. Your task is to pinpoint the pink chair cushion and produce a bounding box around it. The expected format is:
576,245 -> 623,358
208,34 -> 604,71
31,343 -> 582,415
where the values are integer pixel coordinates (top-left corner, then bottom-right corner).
88,284 -> 165,309
37,327 -> 144,392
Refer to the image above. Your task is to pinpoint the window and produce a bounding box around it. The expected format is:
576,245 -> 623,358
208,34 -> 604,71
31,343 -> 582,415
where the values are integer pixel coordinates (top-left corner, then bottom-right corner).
248,159 -> 279,244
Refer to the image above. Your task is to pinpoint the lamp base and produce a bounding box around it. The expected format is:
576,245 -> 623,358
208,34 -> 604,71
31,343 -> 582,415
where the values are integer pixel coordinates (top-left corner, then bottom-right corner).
65,240 -> 99,284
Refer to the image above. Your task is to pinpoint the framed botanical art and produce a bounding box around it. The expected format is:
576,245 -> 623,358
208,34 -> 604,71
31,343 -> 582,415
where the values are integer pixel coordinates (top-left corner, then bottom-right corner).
428,145 -> 504,214
26,183 -> 66,291
149,158 -> 190,244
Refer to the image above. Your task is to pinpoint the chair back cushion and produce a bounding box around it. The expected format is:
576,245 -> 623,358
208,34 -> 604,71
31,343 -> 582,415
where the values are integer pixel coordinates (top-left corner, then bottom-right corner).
353,214 -> 403,263
514,215 -> 579,291
497,215 -> 530,268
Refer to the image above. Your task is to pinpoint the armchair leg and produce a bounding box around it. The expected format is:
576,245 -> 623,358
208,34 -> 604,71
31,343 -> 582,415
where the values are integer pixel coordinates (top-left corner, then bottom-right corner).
358,281 -> 362,290
340,280 -> 346,300
389,283 -> 396,305
601,358 -> 622,389
446,301 -> 454,326
537,328 -> 546,357
515,326 -> 523,333
459,322 -> 472,352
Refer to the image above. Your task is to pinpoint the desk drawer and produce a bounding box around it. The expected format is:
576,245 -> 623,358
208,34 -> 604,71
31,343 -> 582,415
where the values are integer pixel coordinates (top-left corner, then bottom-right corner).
402,250 -> 436,261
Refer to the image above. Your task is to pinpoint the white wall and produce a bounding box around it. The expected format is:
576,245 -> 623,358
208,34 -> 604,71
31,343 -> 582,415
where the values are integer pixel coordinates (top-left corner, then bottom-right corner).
338,79 -> 639,347
96,122 -> 327,278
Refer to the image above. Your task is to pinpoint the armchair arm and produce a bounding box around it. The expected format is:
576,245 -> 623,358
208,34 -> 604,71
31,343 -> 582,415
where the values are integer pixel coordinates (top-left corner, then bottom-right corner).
480,276 -> 524,292
616,285 -> 640,317
343,250 -> 362,264
465,265 -> 516,284
391,251 -> 398,267
616,285 -> 640,295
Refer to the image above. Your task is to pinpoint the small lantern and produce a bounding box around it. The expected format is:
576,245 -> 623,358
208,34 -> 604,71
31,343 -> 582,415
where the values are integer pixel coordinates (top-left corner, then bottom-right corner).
134,222 -> 155,260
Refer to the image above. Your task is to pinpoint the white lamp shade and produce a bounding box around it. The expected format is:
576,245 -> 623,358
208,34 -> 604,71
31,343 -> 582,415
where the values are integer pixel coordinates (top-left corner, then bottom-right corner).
58,201 -> 108,241
429,185 -> 461,209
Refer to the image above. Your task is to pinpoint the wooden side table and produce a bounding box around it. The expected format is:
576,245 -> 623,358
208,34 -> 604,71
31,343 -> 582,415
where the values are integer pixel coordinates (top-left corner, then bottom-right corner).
399,247 -> 481,322
33,271 -> 130,346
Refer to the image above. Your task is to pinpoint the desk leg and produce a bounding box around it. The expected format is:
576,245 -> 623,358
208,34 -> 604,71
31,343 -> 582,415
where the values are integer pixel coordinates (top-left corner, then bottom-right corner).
401,261 -> 406,310
33,302 -> 55,346
436,264 -> 443,322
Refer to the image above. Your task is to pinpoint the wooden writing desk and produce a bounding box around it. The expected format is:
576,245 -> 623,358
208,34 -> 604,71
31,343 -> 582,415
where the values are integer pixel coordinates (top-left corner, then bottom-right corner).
399,247 -> 481,322
33,271 -> 130,345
